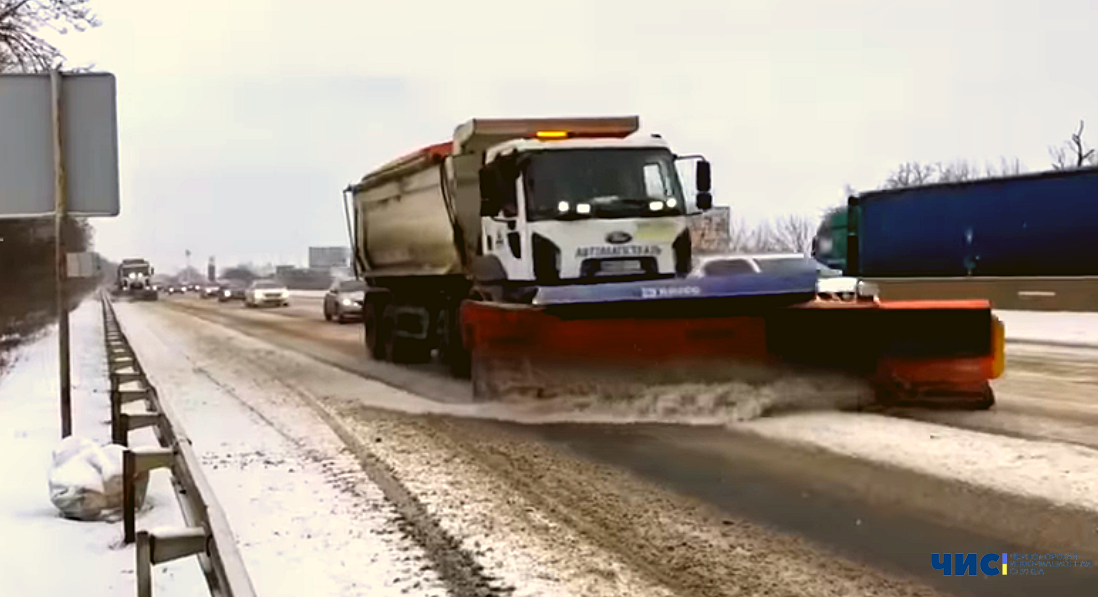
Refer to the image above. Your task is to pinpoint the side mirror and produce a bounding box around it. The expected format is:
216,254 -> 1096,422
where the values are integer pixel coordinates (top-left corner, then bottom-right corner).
695,160 -> 712,193
696,192 -> 713,210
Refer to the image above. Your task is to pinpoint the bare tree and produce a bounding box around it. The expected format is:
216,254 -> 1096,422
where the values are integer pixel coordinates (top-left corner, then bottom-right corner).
883,162 -> 937,189
985,156 -> 1024,178
0,0 -> 99,73
935,160 -> 980,183
726,216 -> 754,253
770,215 -> 816,253
1049,120 -> 1097,170
883,155 -> 1026,189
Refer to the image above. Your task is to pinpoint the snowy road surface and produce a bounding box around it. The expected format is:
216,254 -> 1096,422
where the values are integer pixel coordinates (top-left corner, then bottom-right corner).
995,310 -> 1098,347
99,296 -> 1098,596
0,301 -> 207,597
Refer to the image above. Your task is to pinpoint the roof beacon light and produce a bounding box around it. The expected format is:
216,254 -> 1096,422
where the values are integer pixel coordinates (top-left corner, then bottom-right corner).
536,130 -> 570,140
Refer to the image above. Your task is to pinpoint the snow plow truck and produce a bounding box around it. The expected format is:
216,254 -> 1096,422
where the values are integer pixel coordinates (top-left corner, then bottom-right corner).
114,258 -> 159,301
344,116 -> 1004,409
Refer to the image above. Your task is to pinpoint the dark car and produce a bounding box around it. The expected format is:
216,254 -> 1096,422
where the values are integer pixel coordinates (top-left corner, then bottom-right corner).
201,283 -> 221,299
323,279 -> 365,323
218,281 -> 247,302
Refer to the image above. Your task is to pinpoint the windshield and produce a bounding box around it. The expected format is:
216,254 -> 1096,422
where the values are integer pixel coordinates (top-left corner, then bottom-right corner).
254,281 -> 283,289
755,257 -> 819,275
701,259 -> 756,276
522,148 -> 686,221
338,280 -> 365,292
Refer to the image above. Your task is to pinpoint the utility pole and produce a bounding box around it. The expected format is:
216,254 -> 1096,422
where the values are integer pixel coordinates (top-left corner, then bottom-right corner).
51,69 -> 72,438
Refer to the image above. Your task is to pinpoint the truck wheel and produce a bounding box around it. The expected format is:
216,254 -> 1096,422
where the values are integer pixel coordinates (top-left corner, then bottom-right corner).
437,307 -> 470,377
384,319 -> 430,364
364,303 -> 386,360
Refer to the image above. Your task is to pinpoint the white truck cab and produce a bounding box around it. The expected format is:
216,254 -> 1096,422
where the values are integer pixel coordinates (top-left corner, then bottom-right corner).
468,119 -> 712,285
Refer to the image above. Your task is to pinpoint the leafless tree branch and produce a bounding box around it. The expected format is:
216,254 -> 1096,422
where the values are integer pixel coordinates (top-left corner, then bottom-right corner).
1050,120 -> 1097,170
0,0 -> 99,73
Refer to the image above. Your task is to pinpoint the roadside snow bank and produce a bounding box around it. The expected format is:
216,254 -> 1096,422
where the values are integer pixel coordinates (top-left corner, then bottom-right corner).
997,310 -> 1098,347
0,300 -> 206,597
738,411 -> 1098,512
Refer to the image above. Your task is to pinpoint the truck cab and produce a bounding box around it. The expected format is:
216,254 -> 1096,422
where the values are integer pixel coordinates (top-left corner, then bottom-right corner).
456,118 -> 713,288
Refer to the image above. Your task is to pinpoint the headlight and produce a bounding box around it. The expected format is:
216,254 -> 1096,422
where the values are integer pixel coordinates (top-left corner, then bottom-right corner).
223,290 -> 231,296
341,298 -> 352,306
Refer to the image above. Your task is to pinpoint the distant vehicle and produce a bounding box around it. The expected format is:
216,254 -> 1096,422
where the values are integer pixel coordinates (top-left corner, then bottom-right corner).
219,281 -> 247,303
245,280 -> 290,308
201,284 -> 221,299
165,285 -> 183,295
323,279 -> 365,323
115,258 -> 159,301
689,253 -> 879,301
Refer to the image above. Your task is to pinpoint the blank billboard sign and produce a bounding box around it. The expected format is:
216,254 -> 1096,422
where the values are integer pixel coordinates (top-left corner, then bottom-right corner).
0,73 -> 120,218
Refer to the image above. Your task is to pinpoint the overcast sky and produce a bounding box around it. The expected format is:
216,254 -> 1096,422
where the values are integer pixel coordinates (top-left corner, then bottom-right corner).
52,0 -> 1098,272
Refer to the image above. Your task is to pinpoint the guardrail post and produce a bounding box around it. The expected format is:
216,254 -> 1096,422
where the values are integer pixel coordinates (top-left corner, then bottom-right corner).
123,447 -> 175,544
136,528 -> 210,597
116,412 -> 160,448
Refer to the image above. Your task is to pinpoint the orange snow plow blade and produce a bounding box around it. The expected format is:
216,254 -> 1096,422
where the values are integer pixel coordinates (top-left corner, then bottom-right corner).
461,296 -> 1001,412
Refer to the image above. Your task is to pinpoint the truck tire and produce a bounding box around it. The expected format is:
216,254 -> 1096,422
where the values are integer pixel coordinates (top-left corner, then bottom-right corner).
383,308 -> 431,364
436,306 -> 470,377
364,303 -> 386,360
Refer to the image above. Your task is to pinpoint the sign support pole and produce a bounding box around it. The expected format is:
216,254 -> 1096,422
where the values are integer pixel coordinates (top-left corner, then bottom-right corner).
52,68 -> 72,438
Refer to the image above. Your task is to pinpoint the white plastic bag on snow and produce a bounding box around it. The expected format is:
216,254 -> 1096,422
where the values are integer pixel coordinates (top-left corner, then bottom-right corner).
49,448 -> 107,520
48,437 -> 152,520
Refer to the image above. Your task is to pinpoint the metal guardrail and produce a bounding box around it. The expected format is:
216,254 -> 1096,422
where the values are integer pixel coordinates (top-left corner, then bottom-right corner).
101,293 -> 258,597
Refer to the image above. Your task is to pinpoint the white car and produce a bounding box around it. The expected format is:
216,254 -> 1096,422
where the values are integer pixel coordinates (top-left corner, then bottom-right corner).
689,253 -> 879,301
244,280 -> 290,308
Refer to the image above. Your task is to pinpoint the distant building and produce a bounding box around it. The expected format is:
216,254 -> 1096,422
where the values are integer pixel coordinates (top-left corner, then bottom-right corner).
308,246 -> 351,270
688,206 -> 731,254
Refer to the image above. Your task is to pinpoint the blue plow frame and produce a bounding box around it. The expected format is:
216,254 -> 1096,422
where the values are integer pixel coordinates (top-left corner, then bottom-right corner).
531,271 -> 819,306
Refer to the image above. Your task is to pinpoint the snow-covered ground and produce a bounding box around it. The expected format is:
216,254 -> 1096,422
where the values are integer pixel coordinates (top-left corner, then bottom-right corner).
0,301 -> 207,597
112,302 -> 451,597
996,310 -> 1098,347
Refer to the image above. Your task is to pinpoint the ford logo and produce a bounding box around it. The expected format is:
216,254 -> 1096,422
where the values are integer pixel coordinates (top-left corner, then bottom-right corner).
606,231 -> 632,244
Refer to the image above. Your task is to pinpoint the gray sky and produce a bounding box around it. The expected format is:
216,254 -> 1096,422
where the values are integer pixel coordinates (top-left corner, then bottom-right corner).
53,0 -> 1098,272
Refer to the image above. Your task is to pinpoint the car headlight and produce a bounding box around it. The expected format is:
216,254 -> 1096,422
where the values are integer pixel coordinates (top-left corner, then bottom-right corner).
223,290 -> 231,296
341,298 -> 352,306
